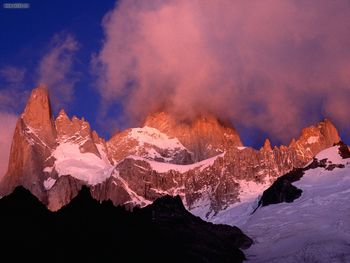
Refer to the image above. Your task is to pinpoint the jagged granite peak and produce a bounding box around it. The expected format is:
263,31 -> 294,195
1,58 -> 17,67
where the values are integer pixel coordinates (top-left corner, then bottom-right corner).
261,138 -> 272,152
143,111 -> 243,161
295,119 -> 340,145
287,118 -> 341,166
0,85 -> 57,201
55,110 -> 102,158
55,109 -> 71,132
22,84 -> 57,147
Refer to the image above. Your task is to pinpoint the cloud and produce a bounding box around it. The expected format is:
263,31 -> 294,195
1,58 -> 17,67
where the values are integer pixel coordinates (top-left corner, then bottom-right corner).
0,65 -> 29,113
0,66 -> 26,85
0,33 -> 80,178
0,112 -> 17,180
94,0 -> 350,144
38,33 -> 79,109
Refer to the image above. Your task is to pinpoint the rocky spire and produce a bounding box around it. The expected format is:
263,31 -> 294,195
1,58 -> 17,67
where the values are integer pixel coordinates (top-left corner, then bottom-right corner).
0,85 -> 57,202
261,138 -> 272,152
22,84 -> 56,148
55,109 -> 72,139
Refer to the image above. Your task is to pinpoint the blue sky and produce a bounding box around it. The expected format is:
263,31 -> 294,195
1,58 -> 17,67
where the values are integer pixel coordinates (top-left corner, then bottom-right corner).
0,0 -> 349,149
0,0 -> 116,137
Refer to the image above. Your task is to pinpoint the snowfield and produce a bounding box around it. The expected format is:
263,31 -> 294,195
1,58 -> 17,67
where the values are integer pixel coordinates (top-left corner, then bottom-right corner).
44,142 -> 114,186
125,126 -> 191,162
210,146 -> 350,262
129,126 -> 186,150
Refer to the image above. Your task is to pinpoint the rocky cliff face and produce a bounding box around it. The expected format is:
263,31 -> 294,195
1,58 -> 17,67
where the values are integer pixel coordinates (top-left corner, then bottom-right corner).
143,112 -> 243,161
0,85 -> 57,203
0,86 -> 342,216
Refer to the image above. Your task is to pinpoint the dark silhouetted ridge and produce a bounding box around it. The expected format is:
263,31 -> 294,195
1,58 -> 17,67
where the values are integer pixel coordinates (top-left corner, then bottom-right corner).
0,186 -> 252,263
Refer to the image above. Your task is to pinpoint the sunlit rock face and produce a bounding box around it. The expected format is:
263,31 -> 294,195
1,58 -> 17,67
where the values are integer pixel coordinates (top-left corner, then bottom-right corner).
143,112 -> 243,162
0,86 -> 341,215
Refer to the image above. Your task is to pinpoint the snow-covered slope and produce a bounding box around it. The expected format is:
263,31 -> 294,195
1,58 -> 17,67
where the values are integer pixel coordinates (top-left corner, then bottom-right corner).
107,126 -> 193,164
44,142 -> 114,187
210,145 -> 350,262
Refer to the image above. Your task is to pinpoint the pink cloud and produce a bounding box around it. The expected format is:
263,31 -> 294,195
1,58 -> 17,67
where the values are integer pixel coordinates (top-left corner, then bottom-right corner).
95,0 -> 350,144
0,112 -> 17,180
0,65 -> 29,112
38,33 -> 79,108
0,66 -> 26,85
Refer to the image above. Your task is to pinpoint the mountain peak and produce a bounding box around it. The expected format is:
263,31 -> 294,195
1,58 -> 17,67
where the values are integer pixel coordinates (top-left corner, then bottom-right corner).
296,118 -> 340,146
261,138 -> 272,151
143,111 -> 243,161
319,118 -> 341,145
22,85 -> 54,129
57,108 -> 69,120
143,111 -> 235,130
21,85 -> 56,148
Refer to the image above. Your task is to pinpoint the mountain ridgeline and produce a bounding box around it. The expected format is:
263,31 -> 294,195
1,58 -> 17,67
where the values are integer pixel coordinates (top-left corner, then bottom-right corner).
0,185 -> 252,263
0,85 -> 341,217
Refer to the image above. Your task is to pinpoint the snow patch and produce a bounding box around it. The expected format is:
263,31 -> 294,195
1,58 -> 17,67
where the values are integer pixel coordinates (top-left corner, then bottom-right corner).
129,126 -> 186,150
307,136 -> 319,144
128,153 -> 225,173
45,142 -> 113,185
43,166 -> 53,173
43,177 -> 56,190
315,146 -> 348,164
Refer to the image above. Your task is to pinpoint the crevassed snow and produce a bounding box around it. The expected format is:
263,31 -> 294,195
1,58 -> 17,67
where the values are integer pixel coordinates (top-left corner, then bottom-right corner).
210,146 -> 350,262
45,142 -> 114,185
128,153 -> 225,173
43,177 -> 56,190
129,126 -> 186,150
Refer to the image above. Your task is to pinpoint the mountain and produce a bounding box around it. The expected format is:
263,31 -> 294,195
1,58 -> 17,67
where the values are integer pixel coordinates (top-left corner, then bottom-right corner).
143,111 -> 243,161
210,144 -> 350,262
0,86 -> 341,216
0,185 -> 252,263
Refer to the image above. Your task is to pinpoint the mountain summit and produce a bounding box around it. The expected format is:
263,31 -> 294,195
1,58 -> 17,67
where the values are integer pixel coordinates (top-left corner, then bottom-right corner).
143,111 -> 243,161
0,86 -> 342,215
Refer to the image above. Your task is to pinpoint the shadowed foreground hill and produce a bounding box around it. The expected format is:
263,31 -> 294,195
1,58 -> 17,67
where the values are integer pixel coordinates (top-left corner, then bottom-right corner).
0,186 -> 252,263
